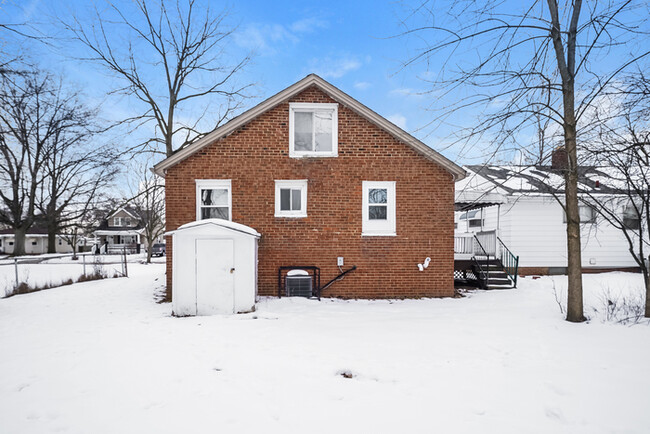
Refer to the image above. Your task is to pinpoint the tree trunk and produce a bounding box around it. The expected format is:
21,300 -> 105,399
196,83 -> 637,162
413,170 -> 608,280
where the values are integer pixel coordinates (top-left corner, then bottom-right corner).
146,237 -> 153,264
13,226 -> 26,256
643,262 -> 650,318
47,230 -> 56,254
563,102 -> 585,323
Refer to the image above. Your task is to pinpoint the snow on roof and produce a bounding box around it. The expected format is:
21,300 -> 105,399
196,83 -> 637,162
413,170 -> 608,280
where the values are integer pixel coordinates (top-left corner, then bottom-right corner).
167,218 -> 261,238
457,165 -> 633,201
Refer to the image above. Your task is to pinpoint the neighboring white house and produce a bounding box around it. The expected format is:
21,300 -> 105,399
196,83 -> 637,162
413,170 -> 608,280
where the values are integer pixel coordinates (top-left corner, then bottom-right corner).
0,227 -> 75,255
93,207 -> 164,254
455,164 -> 644,275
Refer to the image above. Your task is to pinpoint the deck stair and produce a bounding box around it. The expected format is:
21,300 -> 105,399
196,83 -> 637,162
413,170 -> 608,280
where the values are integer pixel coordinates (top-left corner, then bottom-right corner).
454,231 -> 519,290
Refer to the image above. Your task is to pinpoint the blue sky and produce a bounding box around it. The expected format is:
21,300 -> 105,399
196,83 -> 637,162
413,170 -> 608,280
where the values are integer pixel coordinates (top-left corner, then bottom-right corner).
5,0 -> 453,158
4,0 -> 648,167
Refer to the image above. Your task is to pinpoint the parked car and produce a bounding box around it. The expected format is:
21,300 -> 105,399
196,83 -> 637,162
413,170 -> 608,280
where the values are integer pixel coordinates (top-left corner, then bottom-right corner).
151,243 -> 166,257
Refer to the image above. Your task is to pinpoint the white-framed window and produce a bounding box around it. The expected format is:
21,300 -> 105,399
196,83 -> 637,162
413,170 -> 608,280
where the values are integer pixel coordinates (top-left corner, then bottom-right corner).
623,204 -> 641,230
563,205 -> 596,223
275,180 -> 308,218
125,217 -> 131,226
362,181 -> 396,236
289,103 -> 338,157
196,179 -> 232,221
113,217 -> 123,226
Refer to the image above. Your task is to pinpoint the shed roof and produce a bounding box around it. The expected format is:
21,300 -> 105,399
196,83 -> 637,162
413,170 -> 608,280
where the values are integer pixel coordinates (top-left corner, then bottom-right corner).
153,74 -> 466,180
167,218 -> 261,238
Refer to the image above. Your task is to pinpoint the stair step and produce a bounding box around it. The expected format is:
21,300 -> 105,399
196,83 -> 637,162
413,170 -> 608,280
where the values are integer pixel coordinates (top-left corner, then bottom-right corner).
485,278 -> 511,286
487,284 -> 514,290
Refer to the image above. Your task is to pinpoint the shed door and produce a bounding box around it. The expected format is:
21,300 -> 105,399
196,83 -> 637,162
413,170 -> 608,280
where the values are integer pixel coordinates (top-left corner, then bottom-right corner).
195,239 -> 234,315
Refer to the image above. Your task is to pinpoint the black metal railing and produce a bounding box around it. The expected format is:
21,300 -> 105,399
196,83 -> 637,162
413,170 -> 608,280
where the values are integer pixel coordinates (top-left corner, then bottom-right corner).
497,237 -> 519,288
472,235 -> 490,289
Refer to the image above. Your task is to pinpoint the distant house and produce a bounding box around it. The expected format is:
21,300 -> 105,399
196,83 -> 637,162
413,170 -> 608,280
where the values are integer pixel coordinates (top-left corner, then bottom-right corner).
154,74 -> 466,301
93,207 -> 164,254
454,162 -> 643,276
0,227 -> 75,255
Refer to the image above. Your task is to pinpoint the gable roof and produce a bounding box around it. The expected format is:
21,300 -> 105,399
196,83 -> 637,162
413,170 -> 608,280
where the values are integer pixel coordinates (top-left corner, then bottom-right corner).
107,207 -> 140,220
152,74 -> 466,180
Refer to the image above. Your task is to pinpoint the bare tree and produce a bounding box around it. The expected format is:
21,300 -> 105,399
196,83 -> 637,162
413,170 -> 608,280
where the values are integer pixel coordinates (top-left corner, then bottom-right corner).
397,0 -> 650,322
130,163 -> 165,264
35,83 -> 118,253
581,76 -> 650,317
61,0 -> 253,157
0,72 -> 52,255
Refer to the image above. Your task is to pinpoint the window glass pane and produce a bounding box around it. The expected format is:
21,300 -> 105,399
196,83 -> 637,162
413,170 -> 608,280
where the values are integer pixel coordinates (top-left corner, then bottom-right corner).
579,206 -> 593,222
294,112 -> 313,151
369,205 -> 387,220
201,207 -> 229,220
201,188 -> 228,206
369,188 -> 387,204
280,189 -> 291,211
314,111 -> 332,152
291,189 -> 301,211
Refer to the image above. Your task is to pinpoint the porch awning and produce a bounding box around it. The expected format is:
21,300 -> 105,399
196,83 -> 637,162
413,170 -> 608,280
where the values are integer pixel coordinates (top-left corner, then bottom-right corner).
455,190 -> 507,211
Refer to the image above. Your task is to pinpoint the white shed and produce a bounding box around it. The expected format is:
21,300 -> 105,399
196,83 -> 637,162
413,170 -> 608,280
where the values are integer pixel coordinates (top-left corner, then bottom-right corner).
168,219 -> 260,316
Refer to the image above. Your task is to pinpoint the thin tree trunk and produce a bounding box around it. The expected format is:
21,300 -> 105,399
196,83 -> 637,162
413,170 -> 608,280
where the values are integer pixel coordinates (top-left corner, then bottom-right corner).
563,91 -> 585,322
645,262 -> 650,318
13,227 -> 26,256
146,242 -> 153,264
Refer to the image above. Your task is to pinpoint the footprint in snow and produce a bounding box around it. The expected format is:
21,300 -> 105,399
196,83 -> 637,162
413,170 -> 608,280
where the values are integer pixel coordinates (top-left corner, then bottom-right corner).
545,406 -> 566,423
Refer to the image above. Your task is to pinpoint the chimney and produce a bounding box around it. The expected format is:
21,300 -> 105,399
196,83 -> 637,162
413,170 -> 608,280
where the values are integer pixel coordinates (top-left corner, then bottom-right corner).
551,147 -> 568,170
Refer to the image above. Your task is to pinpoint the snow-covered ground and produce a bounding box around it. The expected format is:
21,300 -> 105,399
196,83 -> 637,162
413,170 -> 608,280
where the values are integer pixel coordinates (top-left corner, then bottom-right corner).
0,265 -> 648,434
0,254 -> 165,297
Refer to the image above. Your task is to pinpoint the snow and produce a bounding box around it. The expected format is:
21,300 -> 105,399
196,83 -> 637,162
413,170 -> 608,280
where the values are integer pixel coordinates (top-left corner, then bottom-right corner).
168,218 -> 261,237
0,254 -> 164,297
0,266 -> 649,433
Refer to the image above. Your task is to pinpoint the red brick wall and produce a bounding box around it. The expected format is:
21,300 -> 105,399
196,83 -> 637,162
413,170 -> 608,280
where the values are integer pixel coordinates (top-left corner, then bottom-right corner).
164,85 -> 456,299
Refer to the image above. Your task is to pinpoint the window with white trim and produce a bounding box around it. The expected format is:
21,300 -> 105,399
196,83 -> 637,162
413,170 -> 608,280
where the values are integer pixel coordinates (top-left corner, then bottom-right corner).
196,180 -> 232,220
289,103 -> 338,157
113,217 -> 123,226
275,180 -> 308,217
362,181 -> 396,236
563,205 -> 596,223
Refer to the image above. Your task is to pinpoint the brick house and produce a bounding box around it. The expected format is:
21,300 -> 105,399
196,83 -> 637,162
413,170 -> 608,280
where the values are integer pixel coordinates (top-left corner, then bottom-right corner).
154,74 -> 466,300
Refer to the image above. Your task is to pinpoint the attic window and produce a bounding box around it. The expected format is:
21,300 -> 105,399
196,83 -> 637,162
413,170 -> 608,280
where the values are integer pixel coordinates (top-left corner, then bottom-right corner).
113,217 -> 123,226
289,103 -> 338,157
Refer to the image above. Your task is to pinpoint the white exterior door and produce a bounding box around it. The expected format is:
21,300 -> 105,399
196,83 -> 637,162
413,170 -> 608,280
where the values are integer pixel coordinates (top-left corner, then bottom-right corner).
195,239 -> 234,315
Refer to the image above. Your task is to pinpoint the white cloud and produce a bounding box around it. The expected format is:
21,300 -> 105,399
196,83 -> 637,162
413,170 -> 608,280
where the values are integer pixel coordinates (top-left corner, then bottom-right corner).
234,17 -> 329,55
233,23 -> 297,54
354,81 -> 371,90
309,55 -> 364,79
389,88 -> 425,98
387,114 -> 407,129
289,17 -> 329,33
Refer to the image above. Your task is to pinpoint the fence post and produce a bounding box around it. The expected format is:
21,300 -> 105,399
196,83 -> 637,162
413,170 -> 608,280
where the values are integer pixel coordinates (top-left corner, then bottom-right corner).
83,254 -> 86,276
14,257 -> 19,289
123,246 -> 128,278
